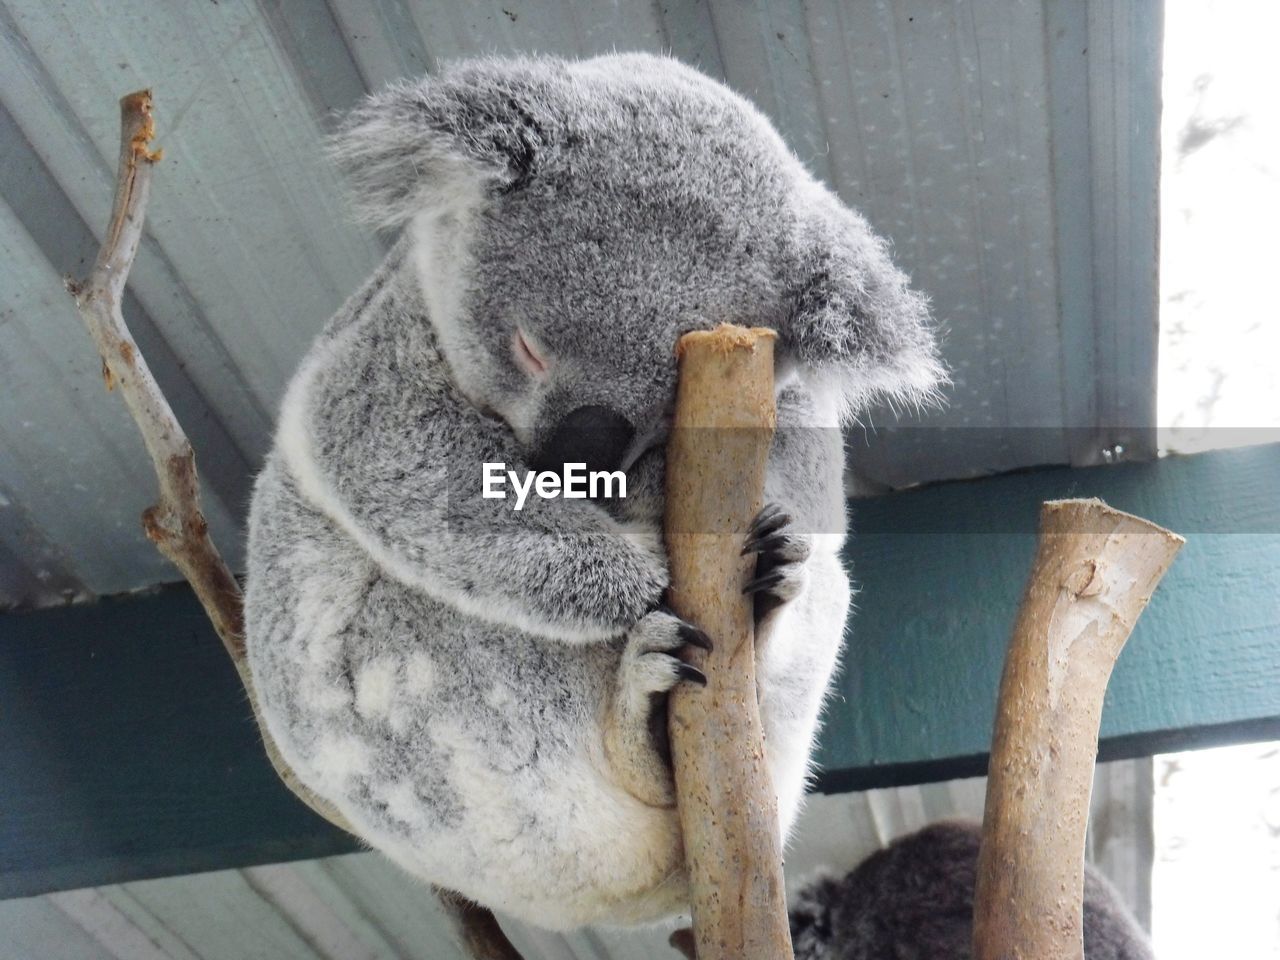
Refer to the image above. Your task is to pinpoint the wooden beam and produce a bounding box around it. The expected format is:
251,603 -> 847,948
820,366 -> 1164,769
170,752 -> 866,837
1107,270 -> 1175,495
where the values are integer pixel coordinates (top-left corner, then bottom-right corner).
2,444 -> 1277,898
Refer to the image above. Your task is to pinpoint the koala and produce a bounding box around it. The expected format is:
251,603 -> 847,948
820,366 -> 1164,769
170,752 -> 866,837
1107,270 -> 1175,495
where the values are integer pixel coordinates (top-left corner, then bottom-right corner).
790,821 -> 1156,959
244,53 -> 942,930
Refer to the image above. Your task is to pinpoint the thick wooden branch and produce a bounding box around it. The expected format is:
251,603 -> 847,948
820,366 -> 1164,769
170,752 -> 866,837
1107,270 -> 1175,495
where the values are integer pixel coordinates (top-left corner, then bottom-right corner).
974,498 -> 1183,960
68,90 -> 523,960
664,324 -> 793,960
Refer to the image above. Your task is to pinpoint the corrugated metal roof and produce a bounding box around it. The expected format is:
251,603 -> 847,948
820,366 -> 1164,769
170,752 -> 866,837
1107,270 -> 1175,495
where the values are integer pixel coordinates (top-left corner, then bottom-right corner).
0,0 -> 1161,608
0,764 -> 1152,958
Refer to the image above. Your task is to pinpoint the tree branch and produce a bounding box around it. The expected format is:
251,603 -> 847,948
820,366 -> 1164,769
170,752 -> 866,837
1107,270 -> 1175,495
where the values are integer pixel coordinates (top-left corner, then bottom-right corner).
973,498 -> 1182,960
68,90 -> 523,960
69,90 -> 240,655
436,893 -> 526,960
664,324 -> 793,959
67,88 -> 347,832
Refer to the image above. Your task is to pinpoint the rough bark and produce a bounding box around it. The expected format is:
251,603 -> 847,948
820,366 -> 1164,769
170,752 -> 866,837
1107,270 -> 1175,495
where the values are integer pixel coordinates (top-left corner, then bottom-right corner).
68,90 -> 523,960
973,498 -> 1183,960
664,324 -> 794,960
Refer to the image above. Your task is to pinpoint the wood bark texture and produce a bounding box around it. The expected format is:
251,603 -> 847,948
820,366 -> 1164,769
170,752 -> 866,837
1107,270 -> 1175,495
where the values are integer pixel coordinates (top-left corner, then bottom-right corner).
664,324 -> 793,960
973,498 -> 1183,960
68,90 -> 524,960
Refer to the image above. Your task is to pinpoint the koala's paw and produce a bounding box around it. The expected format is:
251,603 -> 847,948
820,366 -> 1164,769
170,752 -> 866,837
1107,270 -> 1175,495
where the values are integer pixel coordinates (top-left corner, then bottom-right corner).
606,609 -> 711,806
742,503 -> 811,621
620,608 -> 712,703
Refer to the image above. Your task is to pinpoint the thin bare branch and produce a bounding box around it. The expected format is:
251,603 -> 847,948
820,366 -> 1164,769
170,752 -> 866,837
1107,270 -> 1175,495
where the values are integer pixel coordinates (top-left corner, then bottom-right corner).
68,89 -> 340,825
68,91 -> 243,655
69,90 -> 523,960
436,892 -> 526,960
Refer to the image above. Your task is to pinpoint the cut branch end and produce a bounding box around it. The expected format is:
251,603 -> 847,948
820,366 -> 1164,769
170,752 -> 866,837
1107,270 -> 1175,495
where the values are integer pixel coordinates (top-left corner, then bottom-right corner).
974,497 -> 1182,960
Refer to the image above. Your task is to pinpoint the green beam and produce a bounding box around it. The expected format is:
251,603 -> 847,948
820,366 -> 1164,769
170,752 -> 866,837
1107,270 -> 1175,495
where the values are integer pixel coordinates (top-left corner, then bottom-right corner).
0,588 -> 358,899
817,441 -> 1280,790
1,444 -> 1277,897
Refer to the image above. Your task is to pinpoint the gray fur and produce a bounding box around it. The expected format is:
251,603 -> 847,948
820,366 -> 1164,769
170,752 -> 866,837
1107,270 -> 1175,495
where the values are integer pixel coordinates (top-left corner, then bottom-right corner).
245,53 -> 942,929
790,821 -> 1156,959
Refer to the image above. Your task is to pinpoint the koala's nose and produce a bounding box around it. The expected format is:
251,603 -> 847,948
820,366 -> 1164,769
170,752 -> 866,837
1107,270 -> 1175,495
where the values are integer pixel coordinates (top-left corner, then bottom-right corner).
531,405 -> 635,475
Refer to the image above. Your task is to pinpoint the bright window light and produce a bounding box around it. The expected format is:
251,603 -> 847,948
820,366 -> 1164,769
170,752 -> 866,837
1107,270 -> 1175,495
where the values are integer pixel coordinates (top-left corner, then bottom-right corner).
1153,741 -> 1280,959
1157,0 -> 1280,454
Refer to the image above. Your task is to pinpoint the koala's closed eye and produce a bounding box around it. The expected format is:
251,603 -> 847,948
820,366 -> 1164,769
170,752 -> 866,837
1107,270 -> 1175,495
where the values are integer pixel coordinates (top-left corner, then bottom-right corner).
512,327 -> 550,377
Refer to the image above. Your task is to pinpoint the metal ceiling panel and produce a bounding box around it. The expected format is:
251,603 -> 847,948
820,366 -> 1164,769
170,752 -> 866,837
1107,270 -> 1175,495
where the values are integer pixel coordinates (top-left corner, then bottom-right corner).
0,195 -> 239,599
0,0 -> 1161,607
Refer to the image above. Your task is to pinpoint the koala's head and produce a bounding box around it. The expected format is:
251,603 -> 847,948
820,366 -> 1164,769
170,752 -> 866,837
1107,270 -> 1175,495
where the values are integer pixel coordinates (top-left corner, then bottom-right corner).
332,54 -> 943,475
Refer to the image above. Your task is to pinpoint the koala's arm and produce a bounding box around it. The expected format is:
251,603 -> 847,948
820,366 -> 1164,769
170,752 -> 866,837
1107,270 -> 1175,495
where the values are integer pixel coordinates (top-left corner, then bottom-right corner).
276,297 -> 666,643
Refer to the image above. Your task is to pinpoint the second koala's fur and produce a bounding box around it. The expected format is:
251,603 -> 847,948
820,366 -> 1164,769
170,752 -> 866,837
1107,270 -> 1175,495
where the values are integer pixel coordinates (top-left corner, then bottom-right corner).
790,822 -> 1156,959
245,53 -> 942,929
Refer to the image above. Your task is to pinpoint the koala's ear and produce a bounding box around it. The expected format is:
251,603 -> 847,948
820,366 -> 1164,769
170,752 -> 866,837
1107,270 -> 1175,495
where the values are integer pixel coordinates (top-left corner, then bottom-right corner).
329,61 -> 553,229
782,203 -> 947,420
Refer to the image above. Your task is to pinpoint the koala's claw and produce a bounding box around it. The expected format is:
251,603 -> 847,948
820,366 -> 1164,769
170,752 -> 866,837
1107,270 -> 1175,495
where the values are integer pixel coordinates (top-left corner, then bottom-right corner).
674,662 -> 708,686
743,569 -> 786,596
743,503 -> 810,620
745,503 -> 791,545
677,622 -> 714,653
658,605 -> 714,652
623,610 -> 712,702
741,529 -> 791,557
